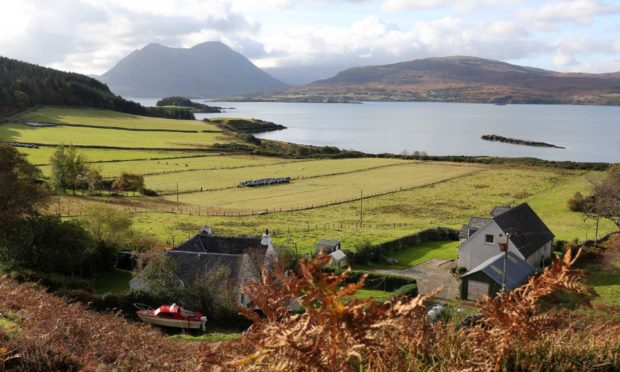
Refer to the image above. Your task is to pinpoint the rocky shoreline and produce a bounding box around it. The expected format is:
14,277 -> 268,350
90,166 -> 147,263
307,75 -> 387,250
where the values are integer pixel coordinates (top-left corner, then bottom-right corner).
481,134 -> 565,149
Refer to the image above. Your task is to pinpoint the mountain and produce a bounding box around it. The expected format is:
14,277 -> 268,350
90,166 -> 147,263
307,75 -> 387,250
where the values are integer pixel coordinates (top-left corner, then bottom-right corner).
0,56 -> 194,119
100,42 -> 287,98
241,56 -> 620,105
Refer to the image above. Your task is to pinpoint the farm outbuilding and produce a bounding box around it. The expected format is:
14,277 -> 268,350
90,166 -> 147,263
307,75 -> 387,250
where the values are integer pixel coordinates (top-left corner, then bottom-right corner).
460,251 -> 535,301
315,239 -> 341,255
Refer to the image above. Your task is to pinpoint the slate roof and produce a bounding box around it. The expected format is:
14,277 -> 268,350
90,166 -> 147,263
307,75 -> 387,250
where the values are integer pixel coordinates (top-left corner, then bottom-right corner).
493,203 -> 554,258
316,239 -> 341,248
166,250 -> 258,287
458,217 -> 491,239
491,206 -> 512,217
173,233 -> 268,267
462,251 -> 535,290
329,250 -> 347,262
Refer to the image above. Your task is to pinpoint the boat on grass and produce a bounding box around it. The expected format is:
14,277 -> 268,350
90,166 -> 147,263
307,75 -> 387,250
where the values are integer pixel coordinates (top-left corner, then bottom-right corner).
136,303 -> 207,330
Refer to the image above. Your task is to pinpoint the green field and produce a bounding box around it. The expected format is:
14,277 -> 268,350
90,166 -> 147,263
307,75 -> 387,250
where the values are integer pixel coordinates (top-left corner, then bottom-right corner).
358,241 -> 460,270
166,162 -> 482,211
39,154 -> 290,178
147,157 -> 412,192
20,107 -> 219,131
18,147 -> 198,166
0,123 -> 226,149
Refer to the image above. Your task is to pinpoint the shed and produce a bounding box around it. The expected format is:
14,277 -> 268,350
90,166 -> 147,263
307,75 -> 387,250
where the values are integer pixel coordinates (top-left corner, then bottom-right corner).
315,239 -> 341,255
460,251 -> 535,301
329,249 -> 347,268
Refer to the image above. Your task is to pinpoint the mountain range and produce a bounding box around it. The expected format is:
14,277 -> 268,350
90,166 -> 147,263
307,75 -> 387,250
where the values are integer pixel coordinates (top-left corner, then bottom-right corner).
246,56 -> 620,105
99,42 -> 287,98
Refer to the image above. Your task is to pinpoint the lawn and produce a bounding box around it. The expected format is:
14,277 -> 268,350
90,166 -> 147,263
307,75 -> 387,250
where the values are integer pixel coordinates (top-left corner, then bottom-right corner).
20,107 -> 220,132
588,268 -> 620,306
356,241 -> 460,270
147,157 -> 411,192
93,269 -> 132,295
353,289 -> 393,302
168,331 -> 243,343
0,122 -> 228,149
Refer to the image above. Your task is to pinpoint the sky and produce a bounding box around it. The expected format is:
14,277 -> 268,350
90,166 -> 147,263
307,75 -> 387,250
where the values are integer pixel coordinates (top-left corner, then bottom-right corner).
0,0 -> 619,83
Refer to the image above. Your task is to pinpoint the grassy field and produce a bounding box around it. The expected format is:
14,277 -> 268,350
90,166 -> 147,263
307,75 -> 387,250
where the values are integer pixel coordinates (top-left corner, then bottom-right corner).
352,289 -> 393,302
20,107 -> 220,131
18,147 -> 199,166
39,154 -> 290,178
166,162 -> 483,211
147,157 -> 412,192
0,123 -> 227,149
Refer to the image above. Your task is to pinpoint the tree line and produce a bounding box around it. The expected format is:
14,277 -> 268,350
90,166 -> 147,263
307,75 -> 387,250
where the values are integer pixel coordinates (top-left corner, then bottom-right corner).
0,56 -> 194,119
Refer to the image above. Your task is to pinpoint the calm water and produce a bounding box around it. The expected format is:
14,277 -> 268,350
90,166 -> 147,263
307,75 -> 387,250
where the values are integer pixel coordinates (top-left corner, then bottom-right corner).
131,98 -> 620,163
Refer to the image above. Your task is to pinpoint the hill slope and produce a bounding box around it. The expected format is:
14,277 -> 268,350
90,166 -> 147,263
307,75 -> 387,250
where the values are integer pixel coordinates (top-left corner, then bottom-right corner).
244,56 -> 620,105
100,42 -> 287,98
0,56 -> 194,119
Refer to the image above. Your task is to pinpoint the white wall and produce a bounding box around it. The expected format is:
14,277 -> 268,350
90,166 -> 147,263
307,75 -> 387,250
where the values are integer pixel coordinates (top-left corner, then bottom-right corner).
457,221 -> 524,271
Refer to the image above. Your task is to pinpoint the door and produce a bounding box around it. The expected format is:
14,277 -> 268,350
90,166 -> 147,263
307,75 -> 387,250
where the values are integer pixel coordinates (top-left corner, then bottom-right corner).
467,280 -> 490,301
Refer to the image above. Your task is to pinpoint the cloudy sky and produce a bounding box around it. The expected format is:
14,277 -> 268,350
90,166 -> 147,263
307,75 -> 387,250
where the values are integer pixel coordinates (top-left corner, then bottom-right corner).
0,0 -> 619,83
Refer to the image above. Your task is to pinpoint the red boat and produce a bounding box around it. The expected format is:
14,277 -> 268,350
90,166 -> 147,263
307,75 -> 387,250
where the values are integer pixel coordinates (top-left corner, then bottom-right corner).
136,303 -> 207,330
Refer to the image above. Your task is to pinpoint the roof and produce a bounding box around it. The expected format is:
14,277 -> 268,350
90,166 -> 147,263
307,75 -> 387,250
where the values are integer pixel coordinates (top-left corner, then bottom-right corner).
462,251 -> 535,290
173,233 -> 268,268
166,251 -> 258,287
458,217 -> 491,239
492,203 -> 555,258
316,239 -> 341,248
491,206 -> 512,217
329,250 -> 347,262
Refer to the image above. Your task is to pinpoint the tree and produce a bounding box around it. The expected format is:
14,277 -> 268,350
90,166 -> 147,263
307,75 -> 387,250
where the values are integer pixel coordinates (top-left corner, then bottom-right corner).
138,254 -> 183,300
80,205 -> 134,249
592,165 -> 620,230
0,143 -> 47,236
112,173 -> 145,195
49,145 -> 89,194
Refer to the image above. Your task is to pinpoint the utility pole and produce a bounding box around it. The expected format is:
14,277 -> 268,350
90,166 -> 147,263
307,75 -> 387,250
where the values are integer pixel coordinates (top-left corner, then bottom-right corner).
499,231 -> 513,292
360,189 -> 363,227
176,183 -> 179,209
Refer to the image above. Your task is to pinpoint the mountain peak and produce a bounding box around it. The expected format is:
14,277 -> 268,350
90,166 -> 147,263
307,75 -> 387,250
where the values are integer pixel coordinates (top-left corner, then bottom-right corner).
101,42 -> 286,98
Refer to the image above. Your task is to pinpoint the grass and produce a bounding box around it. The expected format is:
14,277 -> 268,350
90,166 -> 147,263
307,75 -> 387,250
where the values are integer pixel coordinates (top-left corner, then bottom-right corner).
39,154 -> 289,178
20,107 -> 220,131
588,269 -> 620,306
146,157 -> 410,192
0,122 -> 228,149
18,147 -> 199,166
352,289 -> 393,302
168,330 -> 243,343
93,269 -> 132,295
166,162 -> 482,211
357,241 -> 460,270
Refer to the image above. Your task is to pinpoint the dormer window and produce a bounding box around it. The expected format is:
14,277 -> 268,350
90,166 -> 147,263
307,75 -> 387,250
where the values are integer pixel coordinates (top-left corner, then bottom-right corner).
485,234 -> 494,244
468,228 -> 478,237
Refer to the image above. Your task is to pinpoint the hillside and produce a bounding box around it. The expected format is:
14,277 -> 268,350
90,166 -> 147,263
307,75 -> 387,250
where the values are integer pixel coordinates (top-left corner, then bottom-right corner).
100,42 -> 287,98
0,56 -> 194,119
238,56 -> 620,105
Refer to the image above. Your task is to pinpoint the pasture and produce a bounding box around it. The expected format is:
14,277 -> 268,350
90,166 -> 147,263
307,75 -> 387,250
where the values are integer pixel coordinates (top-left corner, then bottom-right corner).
20,107 -> 219,131
18,147 -> 198,166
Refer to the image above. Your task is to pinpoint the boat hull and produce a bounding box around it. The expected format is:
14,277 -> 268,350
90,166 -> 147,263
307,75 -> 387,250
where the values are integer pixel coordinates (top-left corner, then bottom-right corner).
137,313 -> 203,329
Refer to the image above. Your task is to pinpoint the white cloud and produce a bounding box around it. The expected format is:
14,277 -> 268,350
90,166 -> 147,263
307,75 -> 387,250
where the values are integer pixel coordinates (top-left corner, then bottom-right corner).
519,0 -> 619,27
381,0 -> 520,12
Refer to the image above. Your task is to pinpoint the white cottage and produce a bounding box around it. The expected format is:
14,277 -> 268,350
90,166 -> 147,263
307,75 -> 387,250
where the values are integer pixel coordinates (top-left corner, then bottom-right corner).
457,203 -> 554,271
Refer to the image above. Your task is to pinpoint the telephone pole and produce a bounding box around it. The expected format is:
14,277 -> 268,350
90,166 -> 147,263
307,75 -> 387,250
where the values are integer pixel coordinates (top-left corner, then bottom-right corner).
176,183 -> 179,209
359,189 -> 363,227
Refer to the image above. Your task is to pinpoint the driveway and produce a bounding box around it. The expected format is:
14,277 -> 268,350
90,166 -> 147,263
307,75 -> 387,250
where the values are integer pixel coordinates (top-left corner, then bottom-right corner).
372,259 -> 459,300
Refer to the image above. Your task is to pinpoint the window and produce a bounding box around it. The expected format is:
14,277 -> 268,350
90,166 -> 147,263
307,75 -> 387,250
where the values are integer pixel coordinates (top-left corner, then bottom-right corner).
485,234 -> 494,244
468,228 -> 478,237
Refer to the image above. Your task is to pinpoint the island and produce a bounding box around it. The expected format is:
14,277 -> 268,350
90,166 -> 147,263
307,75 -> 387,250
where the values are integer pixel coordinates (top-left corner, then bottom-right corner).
207,118 -> 286,133
481,134 -> 565,149
156,96 -> 223,113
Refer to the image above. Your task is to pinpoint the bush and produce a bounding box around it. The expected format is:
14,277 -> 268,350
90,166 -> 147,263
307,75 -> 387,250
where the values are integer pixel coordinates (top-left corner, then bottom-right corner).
10,270 -> 93,292
390,283 -> 418,298
141,188 -> 158,196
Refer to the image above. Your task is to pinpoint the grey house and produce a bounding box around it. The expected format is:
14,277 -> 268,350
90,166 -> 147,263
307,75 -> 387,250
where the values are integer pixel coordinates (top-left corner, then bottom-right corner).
315,239 -> 341,255
460,251 -> 535,300
132,227 -> 276,307
457,203 -> 554,271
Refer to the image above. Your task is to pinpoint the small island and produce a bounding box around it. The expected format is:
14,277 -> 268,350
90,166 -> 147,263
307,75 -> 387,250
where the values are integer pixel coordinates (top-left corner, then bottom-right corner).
481,134 -> 565,149
207,117 -> 286,133
156,96 -> 223,113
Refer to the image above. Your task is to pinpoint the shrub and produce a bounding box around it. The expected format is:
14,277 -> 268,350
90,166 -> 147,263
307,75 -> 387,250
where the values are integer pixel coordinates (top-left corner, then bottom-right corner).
390,283 -> 418,298
141,188 -> 158,196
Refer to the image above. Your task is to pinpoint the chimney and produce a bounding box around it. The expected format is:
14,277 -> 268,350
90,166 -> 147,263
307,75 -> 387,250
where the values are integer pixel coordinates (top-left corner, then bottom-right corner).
261,229 -> 271,246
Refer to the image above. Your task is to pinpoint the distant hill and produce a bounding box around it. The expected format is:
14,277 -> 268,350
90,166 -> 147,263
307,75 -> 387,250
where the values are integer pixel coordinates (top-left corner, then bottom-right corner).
240,56 -> 620,105
100,42 -> 287,98
0,56 -> 194,119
